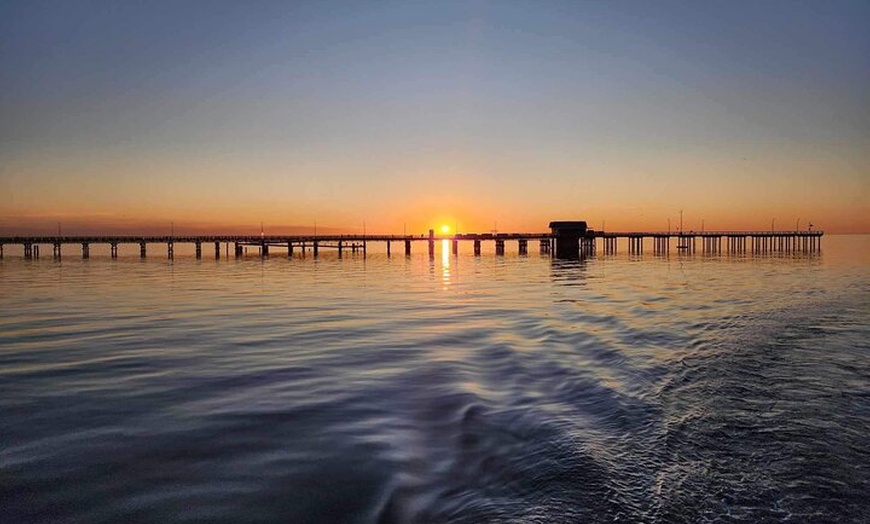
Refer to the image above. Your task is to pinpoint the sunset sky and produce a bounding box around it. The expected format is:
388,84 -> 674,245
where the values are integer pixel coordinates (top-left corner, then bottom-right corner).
2,1 -> 868,235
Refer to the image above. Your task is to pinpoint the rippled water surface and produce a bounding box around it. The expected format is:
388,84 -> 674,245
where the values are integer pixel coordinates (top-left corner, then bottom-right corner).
2,236 -> 869,523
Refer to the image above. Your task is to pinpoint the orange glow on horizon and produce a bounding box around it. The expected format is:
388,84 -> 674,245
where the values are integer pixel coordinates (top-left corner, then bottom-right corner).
1,197 -> 868,236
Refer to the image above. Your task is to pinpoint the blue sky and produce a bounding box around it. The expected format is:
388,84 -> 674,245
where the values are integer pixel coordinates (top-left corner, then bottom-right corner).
2,1 -> 868,233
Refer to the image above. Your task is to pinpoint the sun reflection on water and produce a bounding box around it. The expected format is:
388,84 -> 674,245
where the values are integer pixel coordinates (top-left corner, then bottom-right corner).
441,239 -> 451,288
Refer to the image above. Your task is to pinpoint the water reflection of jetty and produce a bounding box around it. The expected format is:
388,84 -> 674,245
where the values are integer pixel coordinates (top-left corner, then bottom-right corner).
0,221 -> 823,260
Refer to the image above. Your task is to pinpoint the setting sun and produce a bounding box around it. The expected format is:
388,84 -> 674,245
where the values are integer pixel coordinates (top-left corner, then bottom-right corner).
441,225 -> 450,234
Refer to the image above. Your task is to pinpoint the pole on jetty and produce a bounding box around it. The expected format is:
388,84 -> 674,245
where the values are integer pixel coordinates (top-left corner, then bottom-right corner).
405,240 -> 411,256
82,242 -> 89,259
140,241 -> 147,258
428,229 -> 435,258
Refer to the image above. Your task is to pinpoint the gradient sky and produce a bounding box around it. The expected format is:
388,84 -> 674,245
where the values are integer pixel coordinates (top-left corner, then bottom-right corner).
2,0 -> 868,234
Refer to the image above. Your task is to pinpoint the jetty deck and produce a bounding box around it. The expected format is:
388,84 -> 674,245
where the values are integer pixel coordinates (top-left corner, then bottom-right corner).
0,229 -> 823,259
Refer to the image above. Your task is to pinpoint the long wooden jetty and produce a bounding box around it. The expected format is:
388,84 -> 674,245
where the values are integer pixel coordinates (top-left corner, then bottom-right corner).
0,227 -> 824,260
597,230 -> 823,255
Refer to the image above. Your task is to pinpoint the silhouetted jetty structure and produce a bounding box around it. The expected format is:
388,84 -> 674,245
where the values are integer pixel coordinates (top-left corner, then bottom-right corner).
0,222 -> 823,260
597,229 -> 822,256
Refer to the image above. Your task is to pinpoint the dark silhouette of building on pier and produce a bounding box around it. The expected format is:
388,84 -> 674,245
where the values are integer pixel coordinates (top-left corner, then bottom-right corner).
549,221 -> 589,259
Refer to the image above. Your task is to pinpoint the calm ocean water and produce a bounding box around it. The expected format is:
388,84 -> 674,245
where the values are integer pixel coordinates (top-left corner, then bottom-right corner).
2,235 -> 869,523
